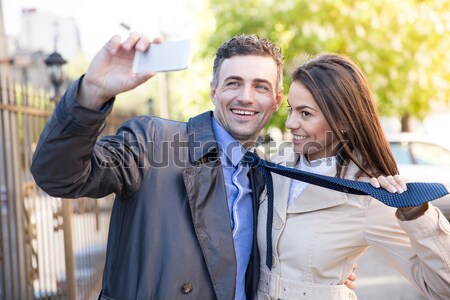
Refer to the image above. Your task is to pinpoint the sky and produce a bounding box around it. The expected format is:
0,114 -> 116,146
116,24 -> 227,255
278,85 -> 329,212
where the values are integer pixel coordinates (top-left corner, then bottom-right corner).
2,0 -> 197,59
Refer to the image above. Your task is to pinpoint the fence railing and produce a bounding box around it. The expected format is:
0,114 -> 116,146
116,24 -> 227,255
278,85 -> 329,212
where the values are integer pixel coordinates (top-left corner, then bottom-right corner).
0,71 -> 128,300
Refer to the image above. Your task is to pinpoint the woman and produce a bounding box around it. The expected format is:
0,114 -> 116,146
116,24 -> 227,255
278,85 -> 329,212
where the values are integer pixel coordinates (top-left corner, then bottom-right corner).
257,54 -> 450,299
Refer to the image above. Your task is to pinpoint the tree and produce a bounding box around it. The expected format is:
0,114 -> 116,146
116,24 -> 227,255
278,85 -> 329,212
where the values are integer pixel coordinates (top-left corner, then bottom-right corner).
203,0 -> 450,132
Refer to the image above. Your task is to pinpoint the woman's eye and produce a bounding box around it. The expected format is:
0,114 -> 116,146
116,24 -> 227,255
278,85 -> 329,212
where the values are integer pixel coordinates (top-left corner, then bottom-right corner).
302,111 -> 311,117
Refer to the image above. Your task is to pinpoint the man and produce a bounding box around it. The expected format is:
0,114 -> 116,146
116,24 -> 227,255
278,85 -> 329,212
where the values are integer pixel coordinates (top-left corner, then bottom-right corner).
31,33 -> 394,300
31,33 -> 282,300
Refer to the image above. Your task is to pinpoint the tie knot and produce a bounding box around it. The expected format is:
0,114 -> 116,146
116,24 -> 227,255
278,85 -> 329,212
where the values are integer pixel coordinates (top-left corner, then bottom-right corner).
243,151 -> 261,167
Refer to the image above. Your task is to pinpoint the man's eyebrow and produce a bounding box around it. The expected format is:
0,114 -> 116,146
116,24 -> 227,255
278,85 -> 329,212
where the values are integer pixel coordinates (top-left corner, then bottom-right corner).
223,76 -> 274,89
254,78 -> 273,86
223,76 -> 243,81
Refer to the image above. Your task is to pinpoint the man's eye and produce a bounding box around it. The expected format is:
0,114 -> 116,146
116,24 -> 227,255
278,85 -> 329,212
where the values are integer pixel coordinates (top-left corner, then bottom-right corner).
227,82 -> 240,86
256,85 -> 269,91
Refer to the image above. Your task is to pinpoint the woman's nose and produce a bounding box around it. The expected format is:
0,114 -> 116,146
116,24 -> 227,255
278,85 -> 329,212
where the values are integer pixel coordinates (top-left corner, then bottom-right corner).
285,113 -> 300,129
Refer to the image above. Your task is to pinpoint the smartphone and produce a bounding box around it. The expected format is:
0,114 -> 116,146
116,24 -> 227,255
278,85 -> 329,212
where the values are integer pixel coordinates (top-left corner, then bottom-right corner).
132,39 -> 192,73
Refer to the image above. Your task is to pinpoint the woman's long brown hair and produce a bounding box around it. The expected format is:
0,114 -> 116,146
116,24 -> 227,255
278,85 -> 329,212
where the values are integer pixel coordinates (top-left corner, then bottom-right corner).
292,53 -> 399,179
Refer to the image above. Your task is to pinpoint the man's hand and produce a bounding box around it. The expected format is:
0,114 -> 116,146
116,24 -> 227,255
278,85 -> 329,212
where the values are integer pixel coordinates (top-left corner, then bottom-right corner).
370,174 -> 407,193
78,33 -> 160,110
345,263 -> 357,290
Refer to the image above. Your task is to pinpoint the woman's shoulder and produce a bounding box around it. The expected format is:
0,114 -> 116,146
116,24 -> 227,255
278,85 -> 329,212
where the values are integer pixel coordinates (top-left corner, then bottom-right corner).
269,145 -> 298,166
343,151 -> 379,182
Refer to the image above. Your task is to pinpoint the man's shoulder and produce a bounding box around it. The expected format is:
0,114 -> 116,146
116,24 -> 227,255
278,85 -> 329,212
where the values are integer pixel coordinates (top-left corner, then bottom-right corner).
187,111 -> 214,127
127,111 -> 211,130
122,115 -> 188,130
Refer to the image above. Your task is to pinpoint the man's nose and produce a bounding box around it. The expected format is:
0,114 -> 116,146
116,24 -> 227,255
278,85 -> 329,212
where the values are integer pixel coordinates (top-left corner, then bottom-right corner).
237,85 -> 255,104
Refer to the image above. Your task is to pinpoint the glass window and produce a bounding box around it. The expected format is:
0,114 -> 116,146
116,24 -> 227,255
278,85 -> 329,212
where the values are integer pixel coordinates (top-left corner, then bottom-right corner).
410,142 -> 450,168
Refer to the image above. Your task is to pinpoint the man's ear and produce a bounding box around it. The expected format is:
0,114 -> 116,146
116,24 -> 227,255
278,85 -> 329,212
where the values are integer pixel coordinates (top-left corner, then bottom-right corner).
273,88 -> 284,111
210,81 -> 216,105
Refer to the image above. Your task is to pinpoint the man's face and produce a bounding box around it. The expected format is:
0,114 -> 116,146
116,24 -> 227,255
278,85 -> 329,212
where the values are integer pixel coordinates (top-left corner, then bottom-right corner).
211,55 -> 283,147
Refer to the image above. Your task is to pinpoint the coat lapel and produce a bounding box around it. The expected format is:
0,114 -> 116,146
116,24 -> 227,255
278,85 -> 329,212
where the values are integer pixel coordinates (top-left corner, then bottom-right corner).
183,111 -> 240,300
270,148 -> 295,223
272,148 -> 350,214
246,167 -> 264,297
286,181 -> 349,213
272,171 -> 290,227
183,161 -> 236,300
287,157 -> 365,213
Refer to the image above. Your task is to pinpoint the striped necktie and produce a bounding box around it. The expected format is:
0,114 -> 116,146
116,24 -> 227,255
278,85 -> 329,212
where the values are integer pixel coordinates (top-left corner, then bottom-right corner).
243,151 -> 449,269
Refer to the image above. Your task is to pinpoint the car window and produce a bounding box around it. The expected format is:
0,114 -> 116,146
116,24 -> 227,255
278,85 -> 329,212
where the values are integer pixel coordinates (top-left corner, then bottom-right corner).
389,142 -> 413,164
410,142 -> 450,168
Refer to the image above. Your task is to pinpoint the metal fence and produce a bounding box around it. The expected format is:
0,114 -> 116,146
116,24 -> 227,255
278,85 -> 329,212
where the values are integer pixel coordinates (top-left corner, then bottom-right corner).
0,71 -> 128,300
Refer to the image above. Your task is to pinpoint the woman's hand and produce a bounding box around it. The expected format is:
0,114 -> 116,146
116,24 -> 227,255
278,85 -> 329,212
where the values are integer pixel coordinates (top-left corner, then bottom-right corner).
371,175 -> 429,219
370,174 -> 407,193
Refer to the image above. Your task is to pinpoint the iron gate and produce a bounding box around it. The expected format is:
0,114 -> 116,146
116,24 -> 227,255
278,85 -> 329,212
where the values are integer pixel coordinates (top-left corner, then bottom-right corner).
0,71 -> 128,300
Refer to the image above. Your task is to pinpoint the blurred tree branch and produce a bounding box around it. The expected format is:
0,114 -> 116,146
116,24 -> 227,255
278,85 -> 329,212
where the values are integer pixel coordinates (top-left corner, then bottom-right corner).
203,0 -> 450,132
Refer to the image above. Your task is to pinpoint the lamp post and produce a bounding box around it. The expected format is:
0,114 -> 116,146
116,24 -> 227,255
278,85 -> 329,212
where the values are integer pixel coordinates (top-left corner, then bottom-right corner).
44,51 -> 67,103
45,51 -> 76,300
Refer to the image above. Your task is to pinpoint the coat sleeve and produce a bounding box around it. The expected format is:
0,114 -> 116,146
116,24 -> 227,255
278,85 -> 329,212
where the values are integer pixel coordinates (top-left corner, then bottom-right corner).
364,198 -> 450,299
30,77 -> 153,200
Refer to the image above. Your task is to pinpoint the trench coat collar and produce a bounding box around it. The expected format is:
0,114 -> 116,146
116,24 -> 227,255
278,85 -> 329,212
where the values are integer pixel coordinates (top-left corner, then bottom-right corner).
187,111 -> 219,163
271,148 -> 350,215
184,111 -> 263,299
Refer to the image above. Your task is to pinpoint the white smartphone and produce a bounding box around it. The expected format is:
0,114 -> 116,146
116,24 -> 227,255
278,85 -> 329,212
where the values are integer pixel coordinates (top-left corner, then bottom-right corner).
132,39 -> 192,73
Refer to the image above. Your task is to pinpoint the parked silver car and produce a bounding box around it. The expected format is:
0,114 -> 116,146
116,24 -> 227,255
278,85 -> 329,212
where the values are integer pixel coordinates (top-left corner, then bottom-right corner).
387,133 -> 450,218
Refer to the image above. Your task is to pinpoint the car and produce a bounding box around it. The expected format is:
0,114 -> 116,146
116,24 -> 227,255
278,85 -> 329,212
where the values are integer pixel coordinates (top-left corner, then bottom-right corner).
386,132 -> 450,219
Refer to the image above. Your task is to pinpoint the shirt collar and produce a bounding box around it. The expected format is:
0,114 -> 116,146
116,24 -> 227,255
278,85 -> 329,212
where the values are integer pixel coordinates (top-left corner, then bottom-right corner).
296,155 -> 337,174
211,117 -> 246,167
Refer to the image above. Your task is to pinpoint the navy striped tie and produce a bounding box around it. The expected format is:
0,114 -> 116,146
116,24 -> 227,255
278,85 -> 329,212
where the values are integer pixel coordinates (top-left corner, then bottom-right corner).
243,152 -> 449,269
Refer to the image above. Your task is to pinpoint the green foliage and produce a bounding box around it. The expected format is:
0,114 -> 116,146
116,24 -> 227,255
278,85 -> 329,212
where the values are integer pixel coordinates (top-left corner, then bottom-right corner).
203,0 -> 450,132
65,53 -> 90,79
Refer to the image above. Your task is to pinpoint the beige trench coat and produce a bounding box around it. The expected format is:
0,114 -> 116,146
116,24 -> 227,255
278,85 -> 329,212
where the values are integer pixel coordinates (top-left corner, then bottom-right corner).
257,148 -> 450,300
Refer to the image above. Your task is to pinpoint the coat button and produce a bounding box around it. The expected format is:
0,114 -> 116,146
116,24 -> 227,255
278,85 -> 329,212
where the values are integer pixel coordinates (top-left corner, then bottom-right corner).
181,283 -> 193,294
272,254 -> 278,268
273,218 -> 283,230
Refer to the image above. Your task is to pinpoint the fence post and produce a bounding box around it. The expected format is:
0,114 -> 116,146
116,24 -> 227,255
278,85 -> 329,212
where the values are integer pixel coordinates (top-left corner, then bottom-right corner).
61,199 -> 77,300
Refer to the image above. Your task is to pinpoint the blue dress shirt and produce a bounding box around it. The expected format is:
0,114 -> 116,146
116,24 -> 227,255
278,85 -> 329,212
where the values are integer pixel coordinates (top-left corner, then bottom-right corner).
212,117 -> 253,300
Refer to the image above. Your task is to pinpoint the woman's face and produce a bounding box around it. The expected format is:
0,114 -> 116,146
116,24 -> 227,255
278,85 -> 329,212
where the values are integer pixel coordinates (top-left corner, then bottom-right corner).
285,81 -> 340,160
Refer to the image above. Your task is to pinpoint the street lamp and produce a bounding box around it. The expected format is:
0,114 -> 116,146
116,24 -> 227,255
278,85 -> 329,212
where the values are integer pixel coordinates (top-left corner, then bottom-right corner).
44,51 -> 67,103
